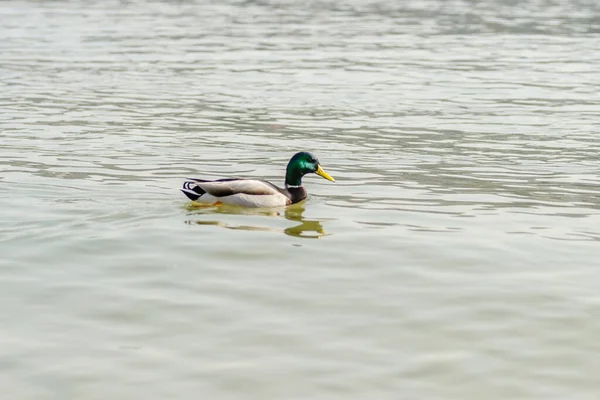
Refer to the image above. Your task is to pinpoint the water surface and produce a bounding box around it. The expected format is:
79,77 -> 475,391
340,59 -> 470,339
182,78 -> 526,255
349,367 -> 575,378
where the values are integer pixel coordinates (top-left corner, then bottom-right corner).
2,0 -> 600,399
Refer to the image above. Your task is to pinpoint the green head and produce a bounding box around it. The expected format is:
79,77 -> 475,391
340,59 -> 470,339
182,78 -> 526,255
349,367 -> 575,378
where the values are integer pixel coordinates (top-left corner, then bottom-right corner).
285,151 -> 335,187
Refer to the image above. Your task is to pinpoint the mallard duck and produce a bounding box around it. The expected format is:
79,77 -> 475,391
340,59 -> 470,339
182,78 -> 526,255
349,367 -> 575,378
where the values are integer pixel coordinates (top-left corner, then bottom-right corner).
181,152 -> 335,208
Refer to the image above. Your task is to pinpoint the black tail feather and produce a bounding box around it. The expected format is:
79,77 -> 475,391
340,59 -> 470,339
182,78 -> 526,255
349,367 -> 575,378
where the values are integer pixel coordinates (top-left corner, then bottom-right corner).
181,181 -> 206,201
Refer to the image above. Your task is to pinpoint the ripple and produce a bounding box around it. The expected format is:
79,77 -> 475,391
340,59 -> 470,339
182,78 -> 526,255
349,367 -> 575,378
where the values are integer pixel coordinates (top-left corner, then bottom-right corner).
2,0 -> 600,398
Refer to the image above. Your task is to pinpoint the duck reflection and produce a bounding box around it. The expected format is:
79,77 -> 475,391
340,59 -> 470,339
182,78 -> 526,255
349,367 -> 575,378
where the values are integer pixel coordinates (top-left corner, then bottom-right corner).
185,203 -> 327,239
282,205 -> 325,238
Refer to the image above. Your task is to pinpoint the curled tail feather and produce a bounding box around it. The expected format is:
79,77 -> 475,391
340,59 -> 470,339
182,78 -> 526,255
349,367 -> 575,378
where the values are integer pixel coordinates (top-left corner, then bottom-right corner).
181,180 -> 206,201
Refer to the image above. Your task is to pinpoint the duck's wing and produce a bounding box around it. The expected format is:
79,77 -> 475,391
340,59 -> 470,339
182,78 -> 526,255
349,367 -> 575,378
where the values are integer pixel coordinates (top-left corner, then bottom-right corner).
188,178 -> 281,196
182,178 -> 291,207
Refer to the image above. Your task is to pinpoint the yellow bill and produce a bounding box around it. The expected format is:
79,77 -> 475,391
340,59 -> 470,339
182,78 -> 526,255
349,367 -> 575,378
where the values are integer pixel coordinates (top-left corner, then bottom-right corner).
315,165 -> 335,182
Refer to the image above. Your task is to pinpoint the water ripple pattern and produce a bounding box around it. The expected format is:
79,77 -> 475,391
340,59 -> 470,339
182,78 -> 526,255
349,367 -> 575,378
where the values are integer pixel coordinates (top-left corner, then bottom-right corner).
1,0 -> 600,399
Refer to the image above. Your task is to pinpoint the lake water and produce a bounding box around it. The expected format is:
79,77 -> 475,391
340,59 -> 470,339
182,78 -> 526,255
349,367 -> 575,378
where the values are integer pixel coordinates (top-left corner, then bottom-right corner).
2,0 -> 600,398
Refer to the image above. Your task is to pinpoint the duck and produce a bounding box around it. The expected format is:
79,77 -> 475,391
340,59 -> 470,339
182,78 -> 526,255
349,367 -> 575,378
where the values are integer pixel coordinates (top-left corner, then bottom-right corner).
181,151 -> 335,208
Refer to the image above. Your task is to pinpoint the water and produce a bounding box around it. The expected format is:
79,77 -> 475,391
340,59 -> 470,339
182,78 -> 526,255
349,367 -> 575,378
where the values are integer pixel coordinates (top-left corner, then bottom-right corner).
2,0 -> 600,398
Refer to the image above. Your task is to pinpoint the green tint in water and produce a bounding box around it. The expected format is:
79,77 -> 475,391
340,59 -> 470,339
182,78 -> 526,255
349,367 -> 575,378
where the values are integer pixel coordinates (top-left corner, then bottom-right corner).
1,0 -> 600,399
186,203 -> 327,239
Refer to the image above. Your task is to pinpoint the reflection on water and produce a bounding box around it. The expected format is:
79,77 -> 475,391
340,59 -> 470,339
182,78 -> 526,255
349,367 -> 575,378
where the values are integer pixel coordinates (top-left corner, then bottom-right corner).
282,204 -> 326,238
185,202 -> 327,239
2,0 -> 600,398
